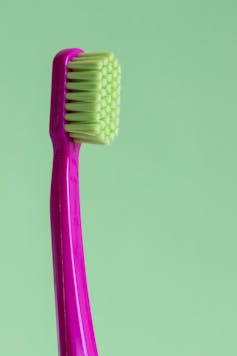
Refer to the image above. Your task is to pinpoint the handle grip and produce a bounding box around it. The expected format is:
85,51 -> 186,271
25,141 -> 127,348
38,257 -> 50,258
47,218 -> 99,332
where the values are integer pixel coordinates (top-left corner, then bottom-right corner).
50,143 -> 98,356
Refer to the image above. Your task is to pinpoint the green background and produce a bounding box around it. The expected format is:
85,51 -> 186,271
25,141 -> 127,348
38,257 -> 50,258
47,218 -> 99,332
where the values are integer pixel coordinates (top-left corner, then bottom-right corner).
1,0 -> 237,355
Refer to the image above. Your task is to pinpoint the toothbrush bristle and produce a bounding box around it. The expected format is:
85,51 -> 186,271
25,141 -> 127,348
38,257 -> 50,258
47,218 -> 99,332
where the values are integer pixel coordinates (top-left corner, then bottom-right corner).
65,52 -> 121,145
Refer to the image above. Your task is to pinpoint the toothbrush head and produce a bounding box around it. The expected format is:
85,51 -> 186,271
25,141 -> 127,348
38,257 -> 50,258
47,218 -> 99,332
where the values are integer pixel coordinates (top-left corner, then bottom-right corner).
50,49 -> 121,147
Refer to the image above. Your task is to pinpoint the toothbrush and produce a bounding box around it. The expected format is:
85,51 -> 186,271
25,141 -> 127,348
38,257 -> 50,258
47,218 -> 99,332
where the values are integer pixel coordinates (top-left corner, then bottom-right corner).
49,48 -> 120,356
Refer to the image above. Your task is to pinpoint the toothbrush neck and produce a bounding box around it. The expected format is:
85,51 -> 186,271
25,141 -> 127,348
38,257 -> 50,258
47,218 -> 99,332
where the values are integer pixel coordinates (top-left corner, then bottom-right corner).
53,140 -> 81,157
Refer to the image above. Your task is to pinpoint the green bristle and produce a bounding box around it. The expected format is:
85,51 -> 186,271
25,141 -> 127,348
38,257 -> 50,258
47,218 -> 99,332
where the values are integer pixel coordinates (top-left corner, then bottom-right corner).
68,60 -> 103,70
67,71 -> 103,81
69,133 -> 108,145
65,122 -> 101,134
65,102 -> 101,113
65,51 -> 120,145
66,81 -> 101,91
66,92 -> 101,102
65,112 -> 101,122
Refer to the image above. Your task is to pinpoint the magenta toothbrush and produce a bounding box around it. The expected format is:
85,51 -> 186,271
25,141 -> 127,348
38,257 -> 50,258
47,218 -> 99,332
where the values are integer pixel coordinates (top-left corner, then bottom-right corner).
49,48 -> 120,356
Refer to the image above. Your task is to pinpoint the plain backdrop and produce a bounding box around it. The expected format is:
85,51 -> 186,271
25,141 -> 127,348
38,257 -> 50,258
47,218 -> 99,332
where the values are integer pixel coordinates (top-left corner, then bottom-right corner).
1,0 -> 237,355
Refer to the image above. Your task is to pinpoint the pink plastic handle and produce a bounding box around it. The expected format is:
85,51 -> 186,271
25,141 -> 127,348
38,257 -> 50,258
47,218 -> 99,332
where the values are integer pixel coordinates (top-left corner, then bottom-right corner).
50,49 -> 98,356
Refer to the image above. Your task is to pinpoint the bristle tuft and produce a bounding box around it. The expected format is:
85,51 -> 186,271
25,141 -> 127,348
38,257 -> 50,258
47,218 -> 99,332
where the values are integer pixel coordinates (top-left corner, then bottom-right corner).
65,52 -> 120,145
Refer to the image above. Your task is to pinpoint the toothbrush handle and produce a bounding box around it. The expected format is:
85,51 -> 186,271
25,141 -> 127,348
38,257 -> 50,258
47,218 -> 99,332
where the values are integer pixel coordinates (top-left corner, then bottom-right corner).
50,143 -> 98,356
